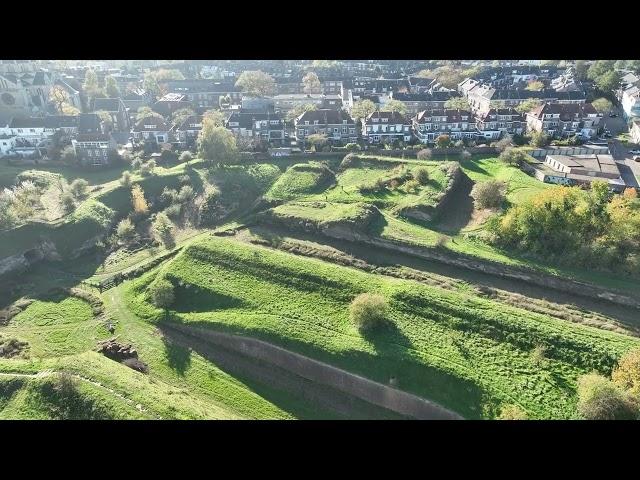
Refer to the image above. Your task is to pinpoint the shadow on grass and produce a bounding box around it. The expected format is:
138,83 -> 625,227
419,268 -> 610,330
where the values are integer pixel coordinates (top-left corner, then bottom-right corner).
171,284 -> 248,313
460,159 -> 490,176
162,335 -> 192,376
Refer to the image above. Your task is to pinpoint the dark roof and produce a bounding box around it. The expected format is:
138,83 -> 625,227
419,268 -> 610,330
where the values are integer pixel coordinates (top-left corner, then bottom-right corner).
75,133 -> 112,142
227,111 -> 284,130
476,108 -> 524,121
91,98 -> 122,112
133,117 -> 170,132
528,102 -> 597,120
43,116 -> 78,128
176,115 -> 203,131
392,91 -> 458,102
166,79 -> 238,93
295,109 -> 355,125
9,117 -> 46,128
414,109 -> 474,123
78,113 -> 101,134
365,110 -> 410,124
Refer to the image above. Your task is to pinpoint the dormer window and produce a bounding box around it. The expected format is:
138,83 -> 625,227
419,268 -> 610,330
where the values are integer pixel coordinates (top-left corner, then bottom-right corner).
305,121 -> 309,125
343,120 -> 347,124
314,120 -> 319,125
382,118 -> 388,123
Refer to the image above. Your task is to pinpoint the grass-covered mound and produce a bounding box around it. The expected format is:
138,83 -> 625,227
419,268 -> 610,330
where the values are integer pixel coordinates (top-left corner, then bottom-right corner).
265,162 -> 335,201
125,236 -> 640,419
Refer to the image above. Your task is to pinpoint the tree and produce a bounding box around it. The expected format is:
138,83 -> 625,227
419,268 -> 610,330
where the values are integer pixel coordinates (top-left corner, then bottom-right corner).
131,184 -> 149,216
202,109 -> 226,127
95,110 -> 113,131
435,134 -> 452,149
349,293 -> 388,333
612,348 -> 640,397
136,106 -> 163,122
498,404 -> 528,420
515,99 -> 542,114
574,60 -> 588,81
306,133 -> 328,151
494,134 -> 513,153
623,187 -> 638,199
526,80 -> 544,91
350,99 -> 377,122
116,218 -> 136,243
530,131 -> 549,148
286,103 -> 317,122
576,373 -> 638,420
153,69 -> 184,82
120,171 -> 132,187
60,192 -> 76,214
433,65 -> 468,89
105,75 -> 120,98
414,168 -> 430,185
142,73 -> 161,97
197,118 -> 238,166
417,148 -> 432,160
69,178 -> 89,198
0,192 -> 16,231
171,107 -> 196,127
179,151 -> 193,164
152,212 -> 175,248
381,99 -> 408,115
499,147 -> 529,166
83,68 -> 103,99
235,70 -> 276,97
49,85 -> 79,115
587,60 -> 615,82
140,160 -> 156,176
149,278 -> 174,310
471,180 -> 507,209
60,145 -> 77,165
345,143 -> 361,152
302,71 -> 322,94
595,70 -> 621,94
592,97 -> 613,115
444,97 -> 470,110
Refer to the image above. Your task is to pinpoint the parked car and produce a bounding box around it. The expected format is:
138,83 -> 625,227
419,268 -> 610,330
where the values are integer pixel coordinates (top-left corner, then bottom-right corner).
634,156 -> 640,162
609,113 -> 618,117
604,133 -> 613,138
629,149 -> 640,155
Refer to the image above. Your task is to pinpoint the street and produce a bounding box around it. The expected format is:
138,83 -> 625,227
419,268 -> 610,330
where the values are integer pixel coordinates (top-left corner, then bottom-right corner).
600,106 -> 640,188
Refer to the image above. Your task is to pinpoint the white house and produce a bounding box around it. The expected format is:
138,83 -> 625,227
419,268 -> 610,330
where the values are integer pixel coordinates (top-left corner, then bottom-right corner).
362,110 -> 412,144
132,117 -> 171,144
0,134 -> 17,156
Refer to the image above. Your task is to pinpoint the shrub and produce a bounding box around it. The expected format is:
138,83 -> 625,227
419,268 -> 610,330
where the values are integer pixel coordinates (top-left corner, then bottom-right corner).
530,131 -> 549,148
576,373 -> 638,420
159,187 -> 178,207
61,146 -> 77,165
460,149 -> 472,161
115,218 -> 136,242
69,178 -> 89,198
417,148 -> 432,160
405,179 -> 420,194
131,158 -> 143,170
120,170 -> 132,187
177,185 -> 194,203
140,160 -> 156,176
345,143 -> 361,152
494,135 -> 513,153
623,188 -> 638,199
349,293 -> 388,332
435,135 -> 452,149
149,278 -> 174,309
198,188 -> 222,227
340,153 -> 359,170
152,212 -> 175,248
498,404 -> 528,420
131,184 -> 149,217
612,348 -> 640,397
179,151 -> 193,164
164,203 -> 182,220
471,180 -> 507,209
121,151 -> 132,164
60,192 -> 76,213
414,167 -> 430,185
530,345 -> 547,366
178,174 -> 191,186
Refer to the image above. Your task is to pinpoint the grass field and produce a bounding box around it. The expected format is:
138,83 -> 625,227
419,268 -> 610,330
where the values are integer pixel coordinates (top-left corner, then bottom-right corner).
265,162 -> 334,201
123,236 -> 640,419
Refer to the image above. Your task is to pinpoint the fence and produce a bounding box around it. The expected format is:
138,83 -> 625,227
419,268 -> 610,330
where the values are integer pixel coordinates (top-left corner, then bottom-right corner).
528,146 -> 610,158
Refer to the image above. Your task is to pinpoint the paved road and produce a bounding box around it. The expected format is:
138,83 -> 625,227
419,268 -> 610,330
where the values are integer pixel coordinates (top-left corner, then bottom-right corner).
601,106 -> 640,188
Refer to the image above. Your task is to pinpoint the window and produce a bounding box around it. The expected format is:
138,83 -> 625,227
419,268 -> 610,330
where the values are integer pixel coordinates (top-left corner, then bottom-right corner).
305,121 -> 309,125
342,126 -> 347,133
314,120 -> 319,125
334,128 -> 338,133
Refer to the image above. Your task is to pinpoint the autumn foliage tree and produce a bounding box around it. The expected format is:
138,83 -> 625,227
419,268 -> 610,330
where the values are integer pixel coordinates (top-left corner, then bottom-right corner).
131,184 -> 149,217
235,70 -> 276,97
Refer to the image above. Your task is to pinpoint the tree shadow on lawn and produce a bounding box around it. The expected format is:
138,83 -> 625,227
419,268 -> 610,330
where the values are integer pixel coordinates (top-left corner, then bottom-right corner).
161,334 -> 192,376
171,283 -> 248,313
459,159 -> 490,176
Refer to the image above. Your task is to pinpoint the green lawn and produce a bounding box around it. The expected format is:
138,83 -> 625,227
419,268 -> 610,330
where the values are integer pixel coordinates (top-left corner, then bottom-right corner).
123,236 -> 640,419
265,162 -> 333,201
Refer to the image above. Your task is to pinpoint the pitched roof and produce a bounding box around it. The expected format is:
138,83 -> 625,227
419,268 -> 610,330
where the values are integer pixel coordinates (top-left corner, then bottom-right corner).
364,110 -> 410,124
176,115 -> 203,131
527,102 -> 597,120
476,108 -> 524,121
392,91 -> 458,102
295,109 -> 355,125
133,117 -> 170,132
78,113 -> 102,134
75,133 -> 113,142
91,98 -> 122,112
414,109 -> 474,123
9,117 -> 46,128
226,111 -> 284,129
43,116 -> 78,128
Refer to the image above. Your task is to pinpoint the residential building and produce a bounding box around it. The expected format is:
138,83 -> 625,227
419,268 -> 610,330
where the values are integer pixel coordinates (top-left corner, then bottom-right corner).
389,91 -> 461,115
466,85 -> 585,113
152,93 -> 194,118
0,134 -> 17,157
273,94 -> 342,112
362,110 -> 412,144
241,96 -> 275,112
526,103 -> 600,139
536,154 -> 625,192
90,97 -> 131,132
412,109 -> 476,144
294,109 -> 357,145
132,117 -> 171,144
407,76 -> 436,94
621,85 -> 640,120
174,115 -> 202,149
72,134 -> 118,166
121,89 -> 153,115
165,79 -> 241,111
226,111 -> 286,145
631,119 -> 640,144
475,108 -> 525,140
0,66 -> 56,117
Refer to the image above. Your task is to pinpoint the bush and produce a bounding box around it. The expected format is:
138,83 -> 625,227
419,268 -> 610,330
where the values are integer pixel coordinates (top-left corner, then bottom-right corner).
163,203 -> 182,220
435,135 -> 452,149
61,146 -> 77,165
498,404 -> 528,420
414,168 -> 430,185
178,174 -> 191,186
405,179 -> 420,194
345,143 -> 361,152
340,153 -> 360,170
612,348 -> 640,397
179,151 -> 193,164
60,192 -> 76,213
198,188 -> 222,227
140,160 -> 156,176
530,345 -> 547,366
131,158 -> 143,170
120,170 -> 132,187
576,373 -> 638,420
417,148 -> 432,160
152,212 -> 175,248
121,151 -> 132,164
530,131 -> 549,148
149,278 -> 174,309
471,180 -> 507,209
460,149 -> 472,161
494,135 -> 513,153
115,218 -> 136,243
69,178 -> 89,198
177,185 -> 194,203
349,293 -> 388,332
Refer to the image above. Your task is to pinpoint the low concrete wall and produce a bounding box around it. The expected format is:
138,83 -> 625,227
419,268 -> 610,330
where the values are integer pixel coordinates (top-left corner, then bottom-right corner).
165,323 -> 462,420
